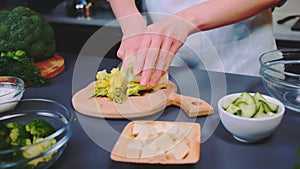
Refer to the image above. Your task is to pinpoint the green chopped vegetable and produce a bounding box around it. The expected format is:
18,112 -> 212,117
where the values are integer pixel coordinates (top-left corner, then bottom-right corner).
25,119 -> 55,141
6,122 -> 32,147
93,63 -> 168,103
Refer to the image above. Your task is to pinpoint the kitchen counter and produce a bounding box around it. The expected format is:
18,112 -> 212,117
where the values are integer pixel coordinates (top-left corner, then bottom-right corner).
23,52 -> 300,169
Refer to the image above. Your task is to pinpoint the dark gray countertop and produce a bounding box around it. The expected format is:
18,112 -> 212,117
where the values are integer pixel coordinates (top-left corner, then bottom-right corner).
23,52 -> 300,169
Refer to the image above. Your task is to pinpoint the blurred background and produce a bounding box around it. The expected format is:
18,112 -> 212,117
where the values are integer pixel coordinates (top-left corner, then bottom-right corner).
0,0 -> 299,55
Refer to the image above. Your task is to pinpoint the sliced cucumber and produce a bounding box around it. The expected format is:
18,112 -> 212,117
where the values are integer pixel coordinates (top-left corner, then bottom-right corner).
259,100 -> 272,113
232,96 -> 242,105
265,101 -> 279,112
253,92 -> 266,103
222,92 -> 279,118
222,99 -> 234,110
240,92 -> 255,105
226,104 -> 241,115
238,103 -> 257,118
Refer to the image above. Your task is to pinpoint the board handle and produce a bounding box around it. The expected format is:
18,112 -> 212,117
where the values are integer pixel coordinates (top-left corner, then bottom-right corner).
167,93 -> 214,117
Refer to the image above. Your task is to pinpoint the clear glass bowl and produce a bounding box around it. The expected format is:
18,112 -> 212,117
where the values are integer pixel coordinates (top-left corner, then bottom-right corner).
0,99 -> 74,169
259,49 -> 300,112
0,76 -> 25,113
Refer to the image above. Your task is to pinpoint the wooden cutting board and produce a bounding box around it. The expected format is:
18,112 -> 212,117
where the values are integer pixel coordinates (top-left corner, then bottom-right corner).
35,54 -> 65,79
72,80 -> 213,119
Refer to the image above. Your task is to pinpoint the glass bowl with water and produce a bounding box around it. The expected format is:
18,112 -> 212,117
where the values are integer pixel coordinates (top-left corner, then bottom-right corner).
259,49 -> 300,112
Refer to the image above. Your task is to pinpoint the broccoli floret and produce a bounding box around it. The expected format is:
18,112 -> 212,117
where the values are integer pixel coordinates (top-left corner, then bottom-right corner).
25,119 -> 55,140
0,123 -> 10,140
0,6 -> 55,61
6,122 -> 32,147
23,138 -> 57,167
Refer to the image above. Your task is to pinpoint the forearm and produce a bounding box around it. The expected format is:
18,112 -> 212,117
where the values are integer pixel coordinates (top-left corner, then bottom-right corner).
175,0 -> 281,33
109,0 -> 146,35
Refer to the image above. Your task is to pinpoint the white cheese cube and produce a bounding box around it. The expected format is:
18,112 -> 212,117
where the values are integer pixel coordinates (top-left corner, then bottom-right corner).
164,124 -> 178,140
132,123 -> 147,135
126,142 -> 143,158
174,125 -> 195,142
153,124 -> 164,134
140,143 -> 164,158
133,123 -> 157,139
167,141 -> 190,160
154,133 -> 174,152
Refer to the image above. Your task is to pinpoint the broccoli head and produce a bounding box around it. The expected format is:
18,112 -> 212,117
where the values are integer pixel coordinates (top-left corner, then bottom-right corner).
0,6 -> 55,61
6,122 -> 32,147
25,119 -> 55,139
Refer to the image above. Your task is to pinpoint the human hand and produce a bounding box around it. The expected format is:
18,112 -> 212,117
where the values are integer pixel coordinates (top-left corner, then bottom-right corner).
116,14 -> 147,69
133,15 -> 197,86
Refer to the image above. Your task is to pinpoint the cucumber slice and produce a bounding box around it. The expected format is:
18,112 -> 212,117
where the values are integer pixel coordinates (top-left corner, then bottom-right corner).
265,101 -> 279,113
222,99 -> 234,110
259,100 -> 272,113
238,103 -> 257,118
225,104 -> 241,115
240,92 -> 255,105
253,92 -> 266,103
232,96 -> 242,105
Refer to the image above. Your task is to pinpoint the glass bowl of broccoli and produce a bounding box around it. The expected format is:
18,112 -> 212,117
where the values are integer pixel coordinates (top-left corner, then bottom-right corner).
0,98 -> 74,169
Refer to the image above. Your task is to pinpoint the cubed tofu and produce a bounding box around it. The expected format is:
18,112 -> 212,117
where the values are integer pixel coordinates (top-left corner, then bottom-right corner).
154,133 -> 174,152
140,143 -> 164,158
164,124 -> 178,140
174,125 -> 195,142
126,142 -> 143,158
167,141 -> 190,160
133,123 -> 157,139
153,123 -> 164,134
132,123 -> 147,135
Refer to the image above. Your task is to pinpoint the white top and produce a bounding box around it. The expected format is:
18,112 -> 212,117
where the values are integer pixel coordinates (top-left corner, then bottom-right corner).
145,0 -> 277,76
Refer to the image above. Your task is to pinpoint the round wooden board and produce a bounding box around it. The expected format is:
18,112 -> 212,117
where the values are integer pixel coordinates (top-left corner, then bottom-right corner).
72,81 -> 213,119
35,54 -> 65,79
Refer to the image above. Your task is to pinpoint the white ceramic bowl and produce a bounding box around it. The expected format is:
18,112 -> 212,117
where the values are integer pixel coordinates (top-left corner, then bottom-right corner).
218,93 -> 285,143
0,76 -> 25,113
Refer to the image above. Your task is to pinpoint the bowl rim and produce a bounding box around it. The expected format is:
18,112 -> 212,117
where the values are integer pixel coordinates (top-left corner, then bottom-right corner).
259,49 -> 300,78
0,76 -> 25,97
0,98 -> 74,167
218,92 -> 285,122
